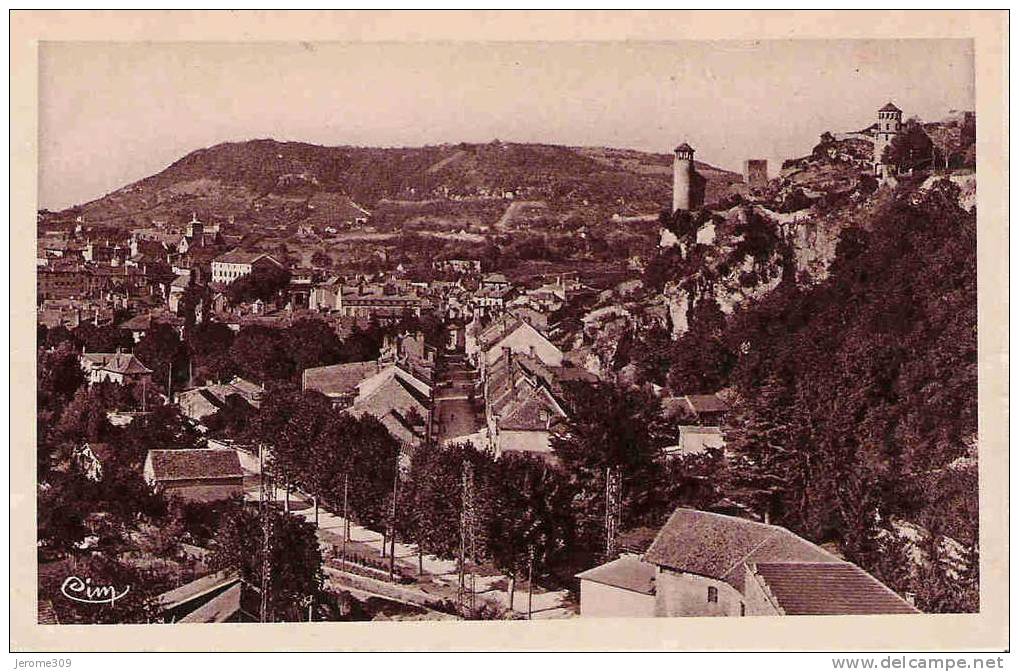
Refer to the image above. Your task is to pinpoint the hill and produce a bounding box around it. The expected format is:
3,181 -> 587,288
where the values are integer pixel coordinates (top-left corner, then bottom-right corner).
41,140 -> 742,232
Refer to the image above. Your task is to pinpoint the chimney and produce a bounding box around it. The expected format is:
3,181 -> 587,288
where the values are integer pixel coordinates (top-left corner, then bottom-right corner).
528,345 -> 536,359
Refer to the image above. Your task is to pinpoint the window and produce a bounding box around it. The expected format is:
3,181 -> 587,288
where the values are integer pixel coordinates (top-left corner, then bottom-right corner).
707,586 -> 718,603
740,602 -> 746,616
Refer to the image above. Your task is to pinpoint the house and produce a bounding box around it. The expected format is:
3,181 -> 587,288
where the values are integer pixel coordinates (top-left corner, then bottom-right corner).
334,284 -> 423,322
481,272 -> 510,292
167,273 -> 191,313
575,555 -> 656,618
80,351 -> 153,387
143,448 -> 244,503
118,311 -> 185,342
309,277 -> 341,311
575,508 -> 918,618
508,305 -> 549,334
156,570 -> 250,623
743,561 -> 919,616
664,425 -> 725,459
346,364 -> 433,451
472,285 -> 513,317
433,258 -> 482,275
37,265 -> 90,300
484,350 -> 568,459
468,314 -> 564,370
302,360 -> 383,407
176,377 -> 263,423
210,250 -> 283,285
663,393 -> 730,425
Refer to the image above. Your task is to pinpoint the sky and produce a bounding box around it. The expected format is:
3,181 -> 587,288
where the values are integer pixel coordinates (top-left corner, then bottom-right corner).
39,39 -> 974,211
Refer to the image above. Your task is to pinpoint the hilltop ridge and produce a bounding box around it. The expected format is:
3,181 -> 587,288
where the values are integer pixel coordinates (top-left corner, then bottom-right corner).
40,139 -> 742,232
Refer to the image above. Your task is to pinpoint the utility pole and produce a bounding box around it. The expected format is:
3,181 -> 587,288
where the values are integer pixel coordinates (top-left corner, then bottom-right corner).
388,450 -> 399,582
605,465 -> 622,560
259,444 -> 274,623
527,545 -> 534,620
457,459 -> 477,617
342,474 -> 349,566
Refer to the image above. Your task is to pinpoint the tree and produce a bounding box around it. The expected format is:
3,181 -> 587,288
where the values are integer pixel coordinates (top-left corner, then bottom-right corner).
210,503 -> 323,622
38,342 -> 85,414
285,318 -> 344,373
72,323 -> 134,353
486,453 -> 574,605
187,321 -> 236,383
38,553 -> 159,624
551,382 -> 665,558
882,121 -> 940,172
311,250 -> 332,268
114,404 -> 201,465
229,325 -> 293,384
135,323 -> 186,393
226,262 -> 291,305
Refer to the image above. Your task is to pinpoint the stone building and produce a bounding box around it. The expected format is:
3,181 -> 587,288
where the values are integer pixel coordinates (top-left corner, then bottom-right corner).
874,102 -> 903,179
672,143 -> 706,213
575,508 -> 918,618
742,159 -> 769,189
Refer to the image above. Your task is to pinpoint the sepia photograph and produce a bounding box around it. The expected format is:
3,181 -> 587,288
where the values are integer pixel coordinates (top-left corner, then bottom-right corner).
10,9 -> 1009,654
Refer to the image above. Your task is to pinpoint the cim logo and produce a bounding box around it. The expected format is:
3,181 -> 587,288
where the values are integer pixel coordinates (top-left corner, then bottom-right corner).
60,576 -> 131,605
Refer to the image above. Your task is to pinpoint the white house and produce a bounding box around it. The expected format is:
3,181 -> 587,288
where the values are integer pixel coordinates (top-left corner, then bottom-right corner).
575,508 -> 918,618
467,315 -> 564,370
211,250 -> 283,285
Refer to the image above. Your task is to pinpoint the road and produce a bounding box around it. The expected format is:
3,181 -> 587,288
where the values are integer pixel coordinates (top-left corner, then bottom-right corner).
243,473 -> 575,619
432,357 -> 485,444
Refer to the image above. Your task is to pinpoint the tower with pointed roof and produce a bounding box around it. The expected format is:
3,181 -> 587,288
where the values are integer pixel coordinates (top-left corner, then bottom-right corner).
874,102 -> 903,179
673,143 -> 697,213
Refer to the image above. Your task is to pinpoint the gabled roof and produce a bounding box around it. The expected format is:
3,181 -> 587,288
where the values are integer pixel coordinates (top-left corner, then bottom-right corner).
487,353 -> 566,432
681,393 -> 729,415
675,142 -> 695,153
302,361 -> 380,397
482,272 -> 509,284
145,448 -> 243,482
643,508 -> 840,593
83,352 -> 153,375
214,249 -> 282,266
879,102 -> 902,113
750,562 -> 918,615
118,313 -> 152,331
576,555 -> 656,595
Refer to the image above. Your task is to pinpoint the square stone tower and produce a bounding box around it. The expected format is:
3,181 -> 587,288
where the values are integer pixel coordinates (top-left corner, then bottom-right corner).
742,159 -> 768,189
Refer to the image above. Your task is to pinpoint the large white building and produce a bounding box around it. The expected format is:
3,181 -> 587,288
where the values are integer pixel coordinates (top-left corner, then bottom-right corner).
210,250 -> 283,285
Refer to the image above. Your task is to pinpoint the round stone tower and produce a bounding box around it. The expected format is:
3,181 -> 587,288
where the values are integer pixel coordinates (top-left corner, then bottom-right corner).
673,143 -> 695,213
874,102 -> 903,178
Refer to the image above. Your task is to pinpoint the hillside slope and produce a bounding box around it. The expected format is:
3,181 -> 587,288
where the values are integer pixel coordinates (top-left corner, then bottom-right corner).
43,140 -> 742,231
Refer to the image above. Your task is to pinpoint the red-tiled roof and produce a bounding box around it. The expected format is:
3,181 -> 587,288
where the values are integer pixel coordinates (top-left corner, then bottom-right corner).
576,555 -> 656,595
643,509 -> 840,593
146,448 -> 243,482
750,562 -> 918,615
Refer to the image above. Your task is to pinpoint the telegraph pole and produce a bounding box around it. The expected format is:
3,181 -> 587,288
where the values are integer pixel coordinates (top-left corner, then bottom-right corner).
259,444 -> 274,623
388,450 -> 399,582
342,474 -> 349,566
527,546 -> 534,620
457,459 -> 477,617
605,465 -> 622,560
